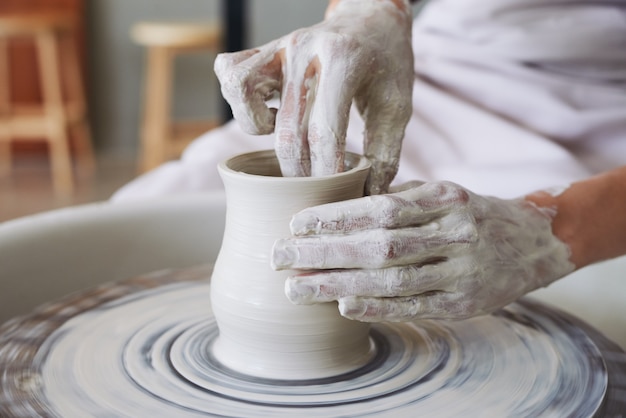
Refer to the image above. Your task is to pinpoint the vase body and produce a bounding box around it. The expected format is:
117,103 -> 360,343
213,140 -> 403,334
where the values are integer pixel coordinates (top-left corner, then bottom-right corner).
210,150 -> 374,380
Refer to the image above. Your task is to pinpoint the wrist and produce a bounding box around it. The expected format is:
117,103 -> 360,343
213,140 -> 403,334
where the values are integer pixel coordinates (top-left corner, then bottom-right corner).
326,0 -> 341,17
525,166 -> 626,270
525,189 -> 580,266
326,0 -> 412,20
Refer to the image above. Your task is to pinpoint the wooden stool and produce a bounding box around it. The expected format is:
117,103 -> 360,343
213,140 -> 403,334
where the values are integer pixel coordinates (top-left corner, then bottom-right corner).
0,12 -> 95,195
131,21 -> 223,173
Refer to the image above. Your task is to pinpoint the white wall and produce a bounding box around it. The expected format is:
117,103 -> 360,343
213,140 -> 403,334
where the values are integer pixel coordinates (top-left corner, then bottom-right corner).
86,0 -> 328,156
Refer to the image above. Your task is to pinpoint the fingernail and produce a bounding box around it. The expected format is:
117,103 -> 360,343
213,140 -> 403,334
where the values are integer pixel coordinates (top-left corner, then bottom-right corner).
284,278 -> 317,304
338,297 -> 371,321
290,213 -> 320,235
271,240 -> 298,269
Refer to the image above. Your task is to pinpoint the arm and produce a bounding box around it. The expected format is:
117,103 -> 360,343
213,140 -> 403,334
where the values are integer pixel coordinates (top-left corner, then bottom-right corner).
326,0 -> 412,16
526,165 -> 626,269
326,0 -> 341,15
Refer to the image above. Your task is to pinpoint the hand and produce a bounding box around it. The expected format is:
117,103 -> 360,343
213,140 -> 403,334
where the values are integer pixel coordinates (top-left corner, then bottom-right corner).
272,181 -> 576,321
214,0 -> 414,194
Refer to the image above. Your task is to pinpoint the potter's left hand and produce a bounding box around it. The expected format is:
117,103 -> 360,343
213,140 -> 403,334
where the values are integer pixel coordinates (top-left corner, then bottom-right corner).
272,181 -> 576,321
214,0 -> 414,195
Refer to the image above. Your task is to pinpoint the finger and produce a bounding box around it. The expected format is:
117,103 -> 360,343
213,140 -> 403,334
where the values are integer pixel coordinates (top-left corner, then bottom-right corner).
338,292 -> 476,322
359,78 -> 413,195
289,181 -> 473,236
388,180 -> 425,193
306,57 -> 362,177
214,48 -> 257,68
272,222 -> 476,270
274,50 -> 320,177
285,262 -> 460,304
214,45 -> 282,135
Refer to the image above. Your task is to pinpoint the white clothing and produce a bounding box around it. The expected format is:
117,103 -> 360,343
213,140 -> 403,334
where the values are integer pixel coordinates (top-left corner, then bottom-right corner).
113,0 -> 626,201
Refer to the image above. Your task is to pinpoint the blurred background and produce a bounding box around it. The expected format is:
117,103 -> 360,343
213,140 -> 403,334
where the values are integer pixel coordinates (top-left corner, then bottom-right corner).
0,0 -> 327,221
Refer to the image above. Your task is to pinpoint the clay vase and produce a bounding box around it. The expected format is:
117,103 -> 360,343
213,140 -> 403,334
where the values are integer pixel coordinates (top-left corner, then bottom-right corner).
210,150 -> 375,380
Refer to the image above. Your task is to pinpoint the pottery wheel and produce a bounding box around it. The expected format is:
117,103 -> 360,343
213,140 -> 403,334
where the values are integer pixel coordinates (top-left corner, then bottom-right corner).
1,266 -> 625,417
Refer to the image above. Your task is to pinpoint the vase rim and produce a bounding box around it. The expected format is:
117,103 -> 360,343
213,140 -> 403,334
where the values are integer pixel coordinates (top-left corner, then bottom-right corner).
218,149 -> 371,183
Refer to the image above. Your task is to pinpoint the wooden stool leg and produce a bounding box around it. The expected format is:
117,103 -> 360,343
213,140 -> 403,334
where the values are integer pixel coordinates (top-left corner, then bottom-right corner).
139,46 -> 172,173
61,31 -> 95,177
37,31 -> 73,195
0,39 -> 11,178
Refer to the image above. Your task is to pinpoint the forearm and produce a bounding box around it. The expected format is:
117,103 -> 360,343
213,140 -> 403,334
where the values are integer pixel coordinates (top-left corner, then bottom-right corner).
326,0 -> 412,19
327,0 -> 341,15
526,165 -> 626,269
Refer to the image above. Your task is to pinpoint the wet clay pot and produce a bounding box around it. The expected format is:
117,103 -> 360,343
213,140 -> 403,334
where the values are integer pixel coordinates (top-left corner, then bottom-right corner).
210,150 -> 375,380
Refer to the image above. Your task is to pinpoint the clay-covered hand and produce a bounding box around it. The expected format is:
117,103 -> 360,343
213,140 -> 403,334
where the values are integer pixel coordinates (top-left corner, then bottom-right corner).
214,0 -> 414,194
272,181 -> 576,321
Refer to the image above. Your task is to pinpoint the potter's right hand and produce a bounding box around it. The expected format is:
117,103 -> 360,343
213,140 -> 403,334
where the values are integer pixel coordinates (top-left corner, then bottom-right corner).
214,0 -> 414,195
272,181 -> 576,322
